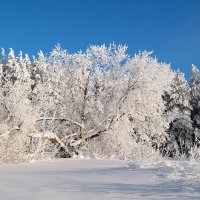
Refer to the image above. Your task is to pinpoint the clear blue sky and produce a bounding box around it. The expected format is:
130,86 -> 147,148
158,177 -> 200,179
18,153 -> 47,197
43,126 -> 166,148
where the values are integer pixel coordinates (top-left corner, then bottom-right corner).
0,0 -> 200,78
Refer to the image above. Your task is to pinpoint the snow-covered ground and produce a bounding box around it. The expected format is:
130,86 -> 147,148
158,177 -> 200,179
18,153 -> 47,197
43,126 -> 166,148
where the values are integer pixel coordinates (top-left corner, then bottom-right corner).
0,158 -> 200,200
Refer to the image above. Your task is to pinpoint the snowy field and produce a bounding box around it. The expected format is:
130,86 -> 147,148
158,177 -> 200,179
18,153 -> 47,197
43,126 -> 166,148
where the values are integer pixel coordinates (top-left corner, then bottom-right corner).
0,159 -> 200,200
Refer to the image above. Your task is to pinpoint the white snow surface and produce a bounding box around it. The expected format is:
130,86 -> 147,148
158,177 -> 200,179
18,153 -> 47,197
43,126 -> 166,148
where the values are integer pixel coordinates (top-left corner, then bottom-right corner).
0,158 -> 200,200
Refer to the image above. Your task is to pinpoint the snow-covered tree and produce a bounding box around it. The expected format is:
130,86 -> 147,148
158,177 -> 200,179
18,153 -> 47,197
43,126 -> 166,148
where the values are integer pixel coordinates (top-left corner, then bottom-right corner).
190,65 -> 200,126
15,51 -> 31,82
164,72 -> 193,156
125,52 -> 174,151
166,72 -> 191,114
190,64 -> 200,145
0,48 -> 6,76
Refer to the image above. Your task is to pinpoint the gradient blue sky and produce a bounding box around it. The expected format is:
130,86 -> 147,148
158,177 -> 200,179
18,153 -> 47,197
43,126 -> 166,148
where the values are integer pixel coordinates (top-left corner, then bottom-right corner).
0,0 -> 199,78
